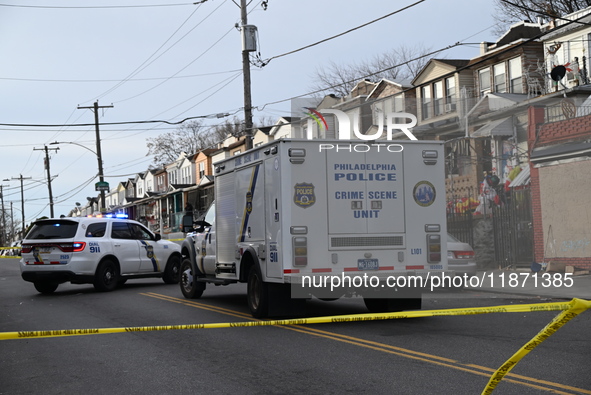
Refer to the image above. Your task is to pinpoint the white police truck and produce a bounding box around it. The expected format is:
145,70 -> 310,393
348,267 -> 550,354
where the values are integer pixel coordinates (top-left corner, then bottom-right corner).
180,139 -> 448,317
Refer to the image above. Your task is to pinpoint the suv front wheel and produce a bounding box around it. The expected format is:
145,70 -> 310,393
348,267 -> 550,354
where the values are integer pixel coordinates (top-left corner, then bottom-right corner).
93,259 -> 119,292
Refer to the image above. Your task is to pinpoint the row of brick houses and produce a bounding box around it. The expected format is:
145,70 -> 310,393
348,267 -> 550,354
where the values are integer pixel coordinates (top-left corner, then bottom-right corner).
70,9 -> 591,270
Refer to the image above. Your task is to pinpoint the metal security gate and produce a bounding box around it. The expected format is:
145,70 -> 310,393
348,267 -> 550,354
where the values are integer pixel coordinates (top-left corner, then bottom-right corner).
492,188 -> 534,269
446,190 -> 477,247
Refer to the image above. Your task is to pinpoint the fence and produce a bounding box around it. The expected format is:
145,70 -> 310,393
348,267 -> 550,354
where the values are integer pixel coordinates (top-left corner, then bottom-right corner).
492,188 -> 534,269
446,191 -> 478,246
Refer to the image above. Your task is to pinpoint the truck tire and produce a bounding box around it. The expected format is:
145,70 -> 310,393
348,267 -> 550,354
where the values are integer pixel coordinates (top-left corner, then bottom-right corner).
247,267 -> 269,318
162,254 -> 181,284
93,259 -> 119,292
180,258 -> 205,299
34,281 -> 58,294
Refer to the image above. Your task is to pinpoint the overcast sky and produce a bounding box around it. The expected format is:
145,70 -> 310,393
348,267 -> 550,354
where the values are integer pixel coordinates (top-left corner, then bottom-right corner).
0,0 -> 499,226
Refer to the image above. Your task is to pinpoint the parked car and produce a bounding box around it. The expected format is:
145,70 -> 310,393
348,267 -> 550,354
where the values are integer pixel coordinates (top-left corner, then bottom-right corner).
20,216 -> 182,294
447,233 -> 477,277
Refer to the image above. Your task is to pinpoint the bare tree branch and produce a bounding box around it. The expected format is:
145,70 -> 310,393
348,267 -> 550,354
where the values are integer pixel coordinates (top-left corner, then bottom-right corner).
493,0 -> 591,35
309,44 -> 432,97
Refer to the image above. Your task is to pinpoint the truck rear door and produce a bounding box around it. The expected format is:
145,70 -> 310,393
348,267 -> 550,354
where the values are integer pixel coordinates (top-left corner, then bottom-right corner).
326,147 -> 405,235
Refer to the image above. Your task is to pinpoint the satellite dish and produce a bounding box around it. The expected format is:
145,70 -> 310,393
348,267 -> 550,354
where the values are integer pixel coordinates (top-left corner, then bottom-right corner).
550,65 -> 567,81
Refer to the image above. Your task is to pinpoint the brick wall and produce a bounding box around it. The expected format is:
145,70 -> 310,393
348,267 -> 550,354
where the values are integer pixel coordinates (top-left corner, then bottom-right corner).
536,113 -> 591,145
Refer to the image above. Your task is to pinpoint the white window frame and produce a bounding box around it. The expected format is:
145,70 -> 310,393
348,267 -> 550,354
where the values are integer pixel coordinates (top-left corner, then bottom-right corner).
479,68 -> 491,97
494,63 -> 507,93
421,86 -> 431,119
508,57 -> 522,93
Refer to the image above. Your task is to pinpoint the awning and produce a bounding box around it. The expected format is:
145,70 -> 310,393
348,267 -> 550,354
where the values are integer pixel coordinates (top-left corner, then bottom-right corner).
530,141 -> 591,164
471,117 -> 513,137
508,165 -> 530,187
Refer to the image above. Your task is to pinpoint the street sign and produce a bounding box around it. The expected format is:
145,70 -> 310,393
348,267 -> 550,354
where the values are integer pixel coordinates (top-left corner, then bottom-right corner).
95,181 -> 109,192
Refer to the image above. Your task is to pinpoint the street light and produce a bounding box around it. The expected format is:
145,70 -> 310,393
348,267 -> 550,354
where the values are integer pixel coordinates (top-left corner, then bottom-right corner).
50,140 -> 107,211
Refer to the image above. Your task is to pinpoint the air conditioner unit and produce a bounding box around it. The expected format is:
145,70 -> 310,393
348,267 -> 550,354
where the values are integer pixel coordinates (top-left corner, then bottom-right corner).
445,103 -> 456,112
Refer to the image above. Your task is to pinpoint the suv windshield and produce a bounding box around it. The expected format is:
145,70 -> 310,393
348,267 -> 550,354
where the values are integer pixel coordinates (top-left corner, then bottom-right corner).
25,220 -> 79,240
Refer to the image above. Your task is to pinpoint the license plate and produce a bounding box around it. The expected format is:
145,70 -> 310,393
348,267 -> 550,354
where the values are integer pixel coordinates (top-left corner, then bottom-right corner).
357,258 -> 379,270
40,247 -> 52,254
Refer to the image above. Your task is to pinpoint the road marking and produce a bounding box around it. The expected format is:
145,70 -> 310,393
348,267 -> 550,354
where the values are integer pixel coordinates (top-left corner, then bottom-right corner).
143,292 -> 590,395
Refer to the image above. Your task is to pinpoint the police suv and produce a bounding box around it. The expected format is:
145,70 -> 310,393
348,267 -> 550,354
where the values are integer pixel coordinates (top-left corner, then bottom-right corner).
20,216 -> 182,293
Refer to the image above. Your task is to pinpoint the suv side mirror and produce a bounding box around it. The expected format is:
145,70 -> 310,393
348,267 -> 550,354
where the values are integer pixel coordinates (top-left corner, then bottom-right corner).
154,233 -> 162,241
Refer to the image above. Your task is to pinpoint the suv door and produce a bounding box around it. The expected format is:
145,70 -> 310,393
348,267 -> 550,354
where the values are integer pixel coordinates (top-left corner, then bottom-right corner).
131,223 -> 164,273
110,222 -> 142,273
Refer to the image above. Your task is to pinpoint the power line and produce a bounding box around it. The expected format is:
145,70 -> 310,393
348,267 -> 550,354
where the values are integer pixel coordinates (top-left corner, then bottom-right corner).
112,26 -> 236,103
500,0 -> 591,27
0,113 -> 228,128
258,0 -> 427,66
0,2 -> 198,9
0,69 -> 242,83
255,41 -> 464,110
93,1 -> 224,101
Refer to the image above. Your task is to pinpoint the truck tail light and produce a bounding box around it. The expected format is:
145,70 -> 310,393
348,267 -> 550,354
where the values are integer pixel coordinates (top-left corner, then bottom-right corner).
427,234 -> 441,263
293,237 -> 307,266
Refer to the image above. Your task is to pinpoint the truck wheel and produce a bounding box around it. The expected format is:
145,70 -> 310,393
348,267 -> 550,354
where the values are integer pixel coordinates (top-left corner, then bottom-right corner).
34,281 -> 58,294
163,254 -> 181,284
247,267 -> 269,318
93,259 -> 119,292
180,259 -> 205,299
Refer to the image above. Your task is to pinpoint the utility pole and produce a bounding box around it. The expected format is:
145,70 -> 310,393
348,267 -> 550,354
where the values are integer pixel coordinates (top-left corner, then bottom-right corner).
10,201 -> 14,243
77,101 -> 113,212
33,145 -> 59,218
11,174 -> 32,238
0,185 -> 6,246
240,0 -> 254,150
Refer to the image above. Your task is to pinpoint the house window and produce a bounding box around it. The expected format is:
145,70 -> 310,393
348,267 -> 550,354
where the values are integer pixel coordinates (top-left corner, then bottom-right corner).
199,162 -> 205,179
445,77 -> 455,108
508,57 -> 522,93
421,86 -> 431,119
446,140 -> 472,177
392,95 -> 403,113
373,100 -> 384,124
433,81 -> 443,116
494,63 -> 506,93
479,68 -> 491,97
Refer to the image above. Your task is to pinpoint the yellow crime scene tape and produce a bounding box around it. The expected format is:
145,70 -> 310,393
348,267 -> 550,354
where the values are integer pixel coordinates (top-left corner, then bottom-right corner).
0,246 -> 21,258
0,297 -> 588,394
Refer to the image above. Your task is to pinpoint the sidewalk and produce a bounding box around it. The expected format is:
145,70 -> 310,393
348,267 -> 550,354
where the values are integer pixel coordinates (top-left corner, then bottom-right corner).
463,269 -> 591,300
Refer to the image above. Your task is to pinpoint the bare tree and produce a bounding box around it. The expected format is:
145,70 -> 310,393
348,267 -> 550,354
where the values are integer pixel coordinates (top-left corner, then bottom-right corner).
146,120 -> 216,165
213,116 -> 244,140
310,44 -> 432,97
493,0 -> 591,35
146,116 -> 273,165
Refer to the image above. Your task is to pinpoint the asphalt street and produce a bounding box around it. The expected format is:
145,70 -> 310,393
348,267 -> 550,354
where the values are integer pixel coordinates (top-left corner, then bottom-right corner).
1,257 -> 590,394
